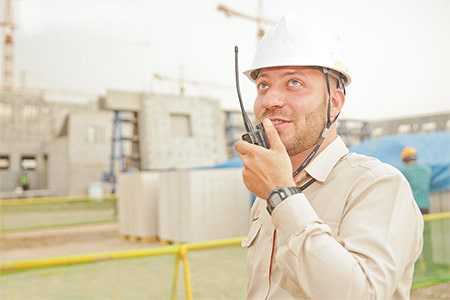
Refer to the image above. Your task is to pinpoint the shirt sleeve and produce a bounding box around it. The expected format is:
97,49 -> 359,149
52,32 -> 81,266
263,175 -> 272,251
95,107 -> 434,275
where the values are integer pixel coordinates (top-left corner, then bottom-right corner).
271,169 -> 423,300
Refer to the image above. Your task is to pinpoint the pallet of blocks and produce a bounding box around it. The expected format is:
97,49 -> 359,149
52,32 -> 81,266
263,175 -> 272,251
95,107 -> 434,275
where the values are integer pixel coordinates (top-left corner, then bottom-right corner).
158,168 -> 251,243
117,172 -> 159,242
430,191 -> 450,213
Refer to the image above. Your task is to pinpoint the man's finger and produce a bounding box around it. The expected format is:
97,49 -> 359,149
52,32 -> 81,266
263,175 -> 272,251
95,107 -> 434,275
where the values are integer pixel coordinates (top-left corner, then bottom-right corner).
262,118 -> 285,151
235,140 -> 259,155
242,165 -> 257,187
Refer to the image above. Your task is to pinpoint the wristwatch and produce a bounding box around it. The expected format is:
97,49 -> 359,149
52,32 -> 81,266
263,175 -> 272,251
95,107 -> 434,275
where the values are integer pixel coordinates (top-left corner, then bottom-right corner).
266,186 -> 302,214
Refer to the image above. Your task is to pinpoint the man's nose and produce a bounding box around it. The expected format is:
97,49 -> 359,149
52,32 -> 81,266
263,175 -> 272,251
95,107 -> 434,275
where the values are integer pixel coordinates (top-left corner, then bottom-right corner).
260,88 -> 286,110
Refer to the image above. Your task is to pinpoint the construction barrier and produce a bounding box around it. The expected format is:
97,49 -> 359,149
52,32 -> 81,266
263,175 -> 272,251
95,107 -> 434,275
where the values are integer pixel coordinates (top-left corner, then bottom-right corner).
0,238 -> 243,300
413,212 -> 450,289
0,194 -> 116,207
1,214 -> 449,299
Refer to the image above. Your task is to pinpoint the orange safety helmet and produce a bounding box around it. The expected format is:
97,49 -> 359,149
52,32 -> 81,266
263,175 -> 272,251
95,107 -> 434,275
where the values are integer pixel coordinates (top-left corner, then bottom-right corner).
401,146 -> 417,162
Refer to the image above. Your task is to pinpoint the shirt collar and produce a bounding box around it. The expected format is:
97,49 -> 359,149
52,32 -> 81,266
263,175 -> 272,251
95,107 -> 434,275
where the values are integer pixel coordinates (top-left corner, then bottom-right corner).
304,136 -> 349,183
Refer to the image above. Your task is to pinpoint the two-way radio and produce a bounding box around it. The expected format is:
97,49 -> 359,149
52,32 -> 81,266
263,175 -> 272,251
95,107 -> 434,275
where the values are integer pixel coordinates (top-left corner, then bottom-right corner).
234,46 -> 270,149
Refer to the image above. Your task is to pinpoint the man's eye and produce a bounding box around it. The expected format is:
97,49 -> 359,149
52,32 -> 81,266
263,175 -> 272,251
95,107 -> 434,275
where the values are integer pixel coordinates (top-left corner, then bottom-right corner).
288,79 -> 303,88
257,82 -> 269,90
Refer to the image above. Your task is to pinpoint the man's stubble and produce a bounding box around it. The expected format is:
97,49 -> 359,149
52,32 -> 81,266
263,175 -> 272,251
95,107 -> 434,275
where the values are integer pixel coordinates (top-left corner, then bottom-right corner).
285,99 -> 327,156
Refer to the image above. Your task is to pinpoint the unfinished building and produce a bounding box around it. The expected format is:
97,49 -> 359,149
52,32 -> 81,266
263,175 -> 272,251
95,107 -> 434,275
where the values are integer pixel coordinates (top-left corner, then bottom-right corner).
0,90 -> 95,196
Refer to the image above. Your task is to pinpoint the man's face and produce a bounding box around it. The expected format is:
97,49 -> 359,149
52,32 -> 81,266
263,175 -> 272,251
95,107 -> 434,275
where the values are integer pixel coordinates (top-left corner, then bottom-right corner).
253,66 -> 328,156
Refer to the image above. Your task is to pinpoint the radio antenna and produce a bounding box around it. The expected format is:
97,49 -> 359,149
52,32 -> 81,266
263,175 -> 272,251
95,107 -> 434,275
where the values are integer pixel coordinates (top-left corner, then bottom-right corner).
234,46 -> 254,133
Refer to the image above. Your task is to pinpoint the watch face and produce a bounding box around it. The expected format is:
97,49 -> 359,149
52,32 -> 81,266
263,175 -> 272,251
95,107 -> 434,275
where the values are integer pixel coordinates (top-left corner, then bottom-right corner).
270,191 -> 283,207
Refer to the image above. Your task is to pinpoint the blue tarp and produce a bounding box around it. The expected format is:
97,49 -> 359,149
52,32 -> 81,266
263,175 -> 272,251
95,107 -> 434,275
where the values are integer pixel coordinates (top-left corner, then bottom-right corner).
193,156 -> 243,170
210,157 -> 243,169
200,132 -> 450,192
350,132 -> 450,192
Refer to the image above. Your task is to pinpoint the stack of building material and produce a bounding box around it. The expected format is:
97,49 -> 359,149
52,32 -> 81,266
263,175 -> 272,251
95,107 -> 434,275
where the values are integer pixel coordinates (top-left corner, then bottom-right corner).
430,191 -> 450,213
158,168 -> 250,243
117,172 -> 159,240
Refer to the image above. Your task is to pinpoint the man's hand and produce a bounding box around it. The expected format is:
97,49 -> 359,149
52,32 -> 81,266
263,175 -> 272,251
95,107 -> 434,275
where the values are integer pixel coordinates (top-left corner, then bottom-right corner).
235,118 -> 295,200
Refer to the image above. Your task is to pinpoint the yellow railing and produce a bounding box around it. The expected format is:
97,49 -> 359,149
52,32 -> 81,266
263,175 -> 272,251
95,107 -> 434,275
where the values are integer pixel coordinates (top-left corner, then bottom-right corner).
423,211 -> 450,222
0,237 -> 243,300
0,194 -> 116,207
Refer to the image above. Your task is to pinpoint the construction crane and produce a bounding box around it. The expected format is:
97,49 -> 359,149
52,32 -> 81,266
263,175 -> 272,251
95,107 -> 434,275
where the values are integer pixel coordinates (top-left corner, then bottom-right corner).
0,0 -> 14,90
153,72 -> 232,96
217,1 -> 275,39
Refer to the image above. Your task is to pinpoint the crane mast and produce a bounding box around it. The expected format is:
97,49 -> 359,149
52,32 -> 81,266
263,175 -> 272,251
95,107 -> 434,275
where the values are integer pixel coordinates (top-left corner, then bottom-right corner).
0,0 -> 15,91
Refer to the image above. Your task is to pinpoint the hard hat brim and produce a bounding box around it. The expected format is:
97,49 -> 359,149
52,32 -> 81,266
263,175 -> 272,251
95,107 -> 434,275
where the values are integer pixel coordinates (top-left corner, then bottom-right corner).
244,64 -> 351,86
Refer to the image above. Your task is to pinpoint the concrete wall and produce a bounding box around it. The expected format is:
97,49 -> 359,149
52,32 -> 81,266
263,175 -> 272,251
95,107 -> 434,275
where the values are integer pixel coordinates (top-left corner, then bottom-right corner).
0,90 -> 95,193
47,111 -> 113,196
68,111 -> 112,165
67,112 -> 112,195
0,95 -> 51,192
139,93 -> 227,169
369,112 -> 450,137
48,137 -> 69,195
0,146 -> 47,192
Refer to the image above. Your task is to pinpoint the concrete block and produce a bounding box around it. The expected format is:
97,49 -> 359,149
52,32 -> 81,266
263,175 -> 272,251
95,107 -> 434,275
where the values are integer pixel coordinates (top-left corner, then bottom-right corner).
158,168 -> 250,243
117,172 -> 160,238
100,90 -> 142,112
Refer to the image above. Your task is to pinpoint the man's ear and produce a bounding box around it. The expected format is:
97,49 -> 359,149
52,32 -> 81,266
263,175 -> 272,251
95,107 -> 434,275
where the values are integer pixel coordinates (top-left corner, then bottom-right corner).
331,89 -> 345,120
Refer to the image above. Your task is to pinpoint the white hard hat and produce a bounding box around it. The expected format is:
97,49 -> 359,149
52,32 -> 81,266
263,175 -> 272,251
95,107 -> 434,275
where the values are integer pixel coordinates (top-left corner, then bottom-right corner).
244,15 -> 351,86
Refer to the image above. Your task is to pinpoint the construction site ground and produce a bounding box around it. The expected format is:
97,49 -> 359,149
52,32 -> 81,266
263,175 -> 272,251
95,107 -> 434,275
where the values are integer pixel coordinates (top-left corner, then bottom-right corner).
0,223 -> 449,299
1,223 -> 248,299
0,216 -> 449,299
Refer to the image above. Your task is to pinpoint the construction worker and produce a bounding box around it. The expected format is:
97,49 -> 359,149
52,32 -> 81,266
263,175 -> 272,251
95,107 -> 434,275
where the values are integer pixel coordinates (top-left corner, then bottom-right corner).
19,172 -> 30,191
235,15 -> 423,300
399,146 -> 434,276
399,146 -> 432,214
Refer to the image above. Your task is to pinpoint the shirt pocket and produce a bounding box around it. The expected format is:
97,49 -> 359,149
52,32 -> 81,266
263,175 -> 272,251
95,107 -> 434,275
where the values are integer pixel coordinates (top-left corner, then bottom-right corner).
241,216 -> 262,248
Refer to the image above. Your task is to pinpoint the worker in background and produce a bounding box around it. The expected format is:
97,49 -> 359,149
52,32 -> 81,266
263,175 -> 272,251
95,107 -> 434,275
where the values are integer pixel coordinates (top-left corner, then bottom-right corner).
19,172 -> 30,191
399,146 -> 433,275
235,15 -> 423,300
399,146 -> 432,214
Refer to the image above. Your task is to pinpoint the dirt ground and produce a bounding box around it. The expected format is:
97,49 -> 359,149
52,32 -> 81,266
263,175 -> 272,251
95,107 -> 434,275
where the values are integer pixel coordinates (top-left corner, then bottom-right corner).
0,223 -> 158,262
412,283 -> 450,300
1,224 -> 449,299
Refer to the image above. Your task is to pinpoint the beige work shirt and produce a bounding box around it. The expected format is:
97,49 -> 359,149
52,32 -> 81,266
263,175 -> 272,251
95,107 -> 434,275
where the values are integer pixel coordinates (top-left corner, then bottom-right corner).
243,136 -> 423,300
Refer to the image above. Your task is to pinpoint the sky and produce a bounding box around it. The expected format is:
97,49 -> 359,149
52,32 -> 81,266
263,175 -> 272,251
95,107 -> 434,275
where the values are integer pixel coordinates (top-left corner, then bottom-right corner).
8,0 -> 450,120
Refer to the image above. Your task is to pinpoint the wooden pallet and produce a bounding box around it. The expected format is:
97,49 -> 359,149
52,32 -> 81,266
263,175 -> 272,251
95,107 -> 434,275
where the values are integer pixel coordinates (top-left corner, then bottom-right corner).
121,234 -> 158,243
157,237 -> 175,245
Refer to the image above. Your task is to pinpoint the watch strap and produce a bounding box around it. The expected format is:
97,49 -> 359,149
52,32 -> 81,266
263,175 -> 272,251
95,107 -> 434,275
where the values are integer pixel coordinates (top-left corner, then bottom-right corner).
266,186 -> 302,214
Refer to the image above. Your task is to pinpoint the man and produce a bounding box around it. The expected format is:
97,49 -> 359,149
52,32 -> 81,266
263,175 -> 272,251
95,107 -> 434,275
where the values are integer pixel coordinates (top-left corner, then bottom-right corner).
399,146 -> 432,214
235,16 -> 423,300
19,172 -> 29,191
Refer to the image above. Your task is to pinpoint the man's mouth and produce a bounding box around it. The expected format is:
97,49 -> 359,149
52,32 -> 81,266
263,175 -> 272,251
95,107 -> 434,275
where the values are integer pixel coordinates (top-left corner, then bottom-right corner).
268,118 -> 291,130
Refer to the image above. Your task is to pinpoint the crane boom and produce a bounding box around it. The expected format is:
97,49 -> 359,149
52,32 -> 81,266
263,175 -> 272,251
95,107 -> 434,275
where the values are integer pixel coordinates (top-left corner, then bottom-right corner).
153,73 -> 232,90
217,2 -> 275,40
217,4 -> 275,25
